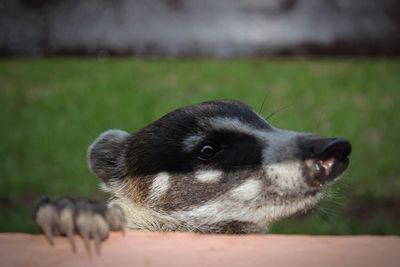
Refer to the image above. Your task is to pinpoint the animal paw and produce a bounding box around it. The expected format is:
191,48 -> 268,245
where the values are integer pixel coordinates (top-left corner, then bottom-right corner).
33,197 -> 126,255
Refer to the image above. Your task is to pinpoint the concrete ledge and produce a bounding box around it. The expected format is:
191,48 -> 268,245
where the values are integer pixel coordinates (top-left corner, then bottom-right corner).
1,232 -> 399,267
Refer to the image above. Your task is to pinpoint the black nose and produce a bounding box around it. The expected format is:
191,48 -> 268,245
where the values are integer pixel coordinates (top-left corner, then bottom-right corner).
309,137 -> 352,160
300,136 -> 352,185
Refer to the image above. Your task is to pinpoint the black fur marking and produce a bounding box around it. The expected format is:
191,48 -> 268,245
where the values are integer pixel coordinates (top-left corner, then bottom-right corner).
125,100 -> 267,178
193,129 -> 263,171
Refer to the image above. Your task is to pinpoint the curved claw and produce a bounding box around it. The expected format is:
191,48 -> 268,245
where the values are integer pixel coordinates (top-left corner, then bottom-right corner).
107,204 -> 126,234
42,224 -> 54,246
76,212 -> 92,255
75,200 -> 93,255
57,198 -> 76,253
81,230 -> 92,256
66,228 -> 76,253
33,197 -> 127,256
33,199 -> 58,246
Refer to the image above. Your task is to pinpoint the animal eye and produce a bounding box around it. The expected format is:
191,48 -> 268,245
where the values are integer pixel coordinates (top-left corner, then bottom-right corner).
198,145 -> 216,161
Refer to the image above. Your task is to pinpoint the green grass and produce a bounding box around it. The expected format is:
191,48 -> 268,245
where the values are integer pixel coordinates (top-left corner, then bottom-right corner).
1,58 -> 399,234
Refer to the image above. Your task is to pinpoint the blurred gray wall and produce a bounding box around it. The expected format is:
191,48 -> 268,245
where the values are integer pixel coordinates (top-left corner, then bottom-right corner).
1,0 -> 399,57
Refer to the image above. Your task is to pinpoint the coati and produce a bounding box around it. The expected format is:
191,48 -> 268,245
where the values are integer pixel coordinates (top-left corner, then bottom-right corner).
34,100 -> 351,254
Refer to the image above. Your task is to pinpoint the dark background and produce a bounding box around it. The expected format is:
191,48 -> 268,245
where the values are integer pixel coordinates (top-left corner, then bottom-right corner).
1,0 -> 400,57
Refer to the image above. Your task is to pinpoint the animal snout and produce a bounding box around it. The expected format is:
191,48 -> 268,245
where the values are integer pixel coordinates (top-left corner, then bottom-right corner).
302,137 -> 352,185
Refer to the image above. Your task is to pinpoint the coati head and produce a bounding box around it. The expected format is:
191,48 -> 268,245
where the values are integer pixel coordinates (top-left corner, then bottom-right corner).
88,100 -> 351,233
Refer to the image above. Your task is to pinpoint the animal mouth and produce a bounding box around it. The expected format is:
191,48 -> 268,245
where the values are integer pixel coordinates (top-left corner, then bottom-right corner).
306,138 -> 351,187
318,157 -> 336,176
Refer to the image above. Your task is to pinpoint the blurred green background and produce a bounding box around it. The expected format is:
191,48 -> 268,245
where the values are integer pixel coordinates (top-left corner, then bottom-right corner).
0,58 -> 399,234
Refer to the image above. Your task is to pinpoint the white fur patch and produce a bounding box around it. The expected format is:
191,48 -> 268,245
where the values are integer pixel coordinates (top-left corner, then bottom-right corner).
265,160 -> 305,193
148,172 -> 170,200
208,117 -> 260,137
171,192 -> 322,229
195,170 -> 222,183
99,182 -> 110,193
230,179 -> 262,201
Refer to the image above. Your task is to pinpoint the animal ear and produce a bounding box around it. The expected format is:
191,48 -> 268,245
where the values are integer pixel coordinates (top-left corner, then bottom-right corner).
87,129 -> 129,181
